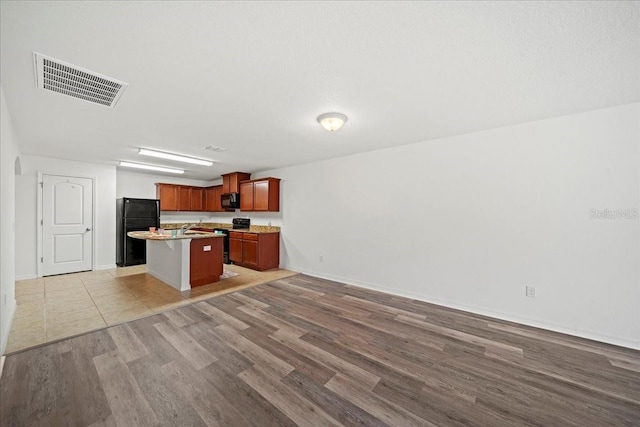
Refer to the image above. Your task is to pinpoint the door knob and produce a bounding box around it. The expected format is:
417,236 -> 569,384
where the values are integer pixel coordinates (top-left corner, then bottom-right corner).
86,228 -> 92,232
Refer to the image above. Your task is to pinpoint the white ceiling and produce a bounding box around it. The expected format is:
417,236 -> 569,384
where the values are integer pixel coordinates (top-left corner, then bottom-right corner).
1,1 -> 638,180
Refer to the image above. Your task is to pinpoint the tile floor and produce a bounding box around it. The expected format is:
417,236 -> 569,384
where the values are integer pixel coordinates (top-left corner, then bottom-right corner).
6,264 -> 297,353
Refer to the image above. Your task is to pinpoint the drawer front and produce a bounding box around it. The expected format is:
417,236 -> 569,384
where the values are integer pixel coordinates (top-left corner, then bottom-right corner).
243,233 -> 258,241
229,231 -> 244,239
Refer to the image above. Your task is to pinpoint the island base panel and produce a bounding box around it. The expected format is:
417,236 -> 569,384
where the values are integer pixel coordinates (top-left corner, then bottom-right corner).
146,239 -> 191,291
190,237 -> 224,287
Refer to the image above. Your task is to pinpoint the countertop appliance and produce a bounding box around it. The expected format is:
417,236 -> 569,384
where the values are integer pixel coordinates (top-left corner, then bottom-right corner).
221,193 -> 240,210
116,198 -> 160,267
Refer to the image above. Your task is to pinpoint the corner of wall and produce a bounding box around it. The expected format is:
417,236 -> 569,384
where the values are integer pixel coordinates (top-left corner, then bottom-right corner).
0,299 -> 16,355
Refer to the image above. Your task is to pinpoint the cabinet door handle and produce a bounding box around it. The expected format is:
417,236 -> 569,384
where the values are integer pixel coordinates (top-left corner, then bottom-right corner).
86,228 -> 92,232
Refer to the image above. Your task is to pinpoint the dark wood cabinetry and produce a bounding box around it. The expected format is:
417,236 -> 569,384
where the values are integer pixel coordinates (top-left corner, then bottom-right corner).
157,183 -> 206,212
240,178 -> 280,212
190,187 -> 204,211
228,231 -> 279,271
222,172 -> 251,194
189,237 -> 223,287
157,172 -> 279,213
178,186 -> 191,211
204,185 -> 224,212
156,184 -> 179,211
229,233 -> 243,264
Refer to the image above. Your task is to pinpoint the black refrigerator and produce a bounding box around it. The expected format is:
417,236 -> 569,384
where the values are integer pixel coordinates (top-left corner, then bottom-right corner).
116,198 -> 160,267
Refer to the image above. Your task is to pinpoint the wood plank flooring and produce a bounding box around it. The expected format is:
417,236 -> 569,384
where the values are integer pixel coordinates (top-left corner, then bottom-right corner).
1,274 -> 639,426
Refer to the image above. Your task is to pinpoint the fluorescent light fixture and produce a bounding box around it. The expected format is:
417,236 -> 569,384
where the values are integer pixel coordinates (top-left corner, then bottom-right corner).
138,148 -> 213,166
119,161 -> 184,174
317,112 -> 348,132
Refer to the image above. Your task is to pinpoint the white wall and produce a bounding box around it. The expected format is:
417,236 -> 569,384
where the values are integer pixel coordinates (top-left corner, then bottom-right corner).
116,170 -> 216,199
15,174 -> 37,279
116,170 -> 283,227
269,103 -> 640,349
0,86 -> 20,355
16,155 -> 118,278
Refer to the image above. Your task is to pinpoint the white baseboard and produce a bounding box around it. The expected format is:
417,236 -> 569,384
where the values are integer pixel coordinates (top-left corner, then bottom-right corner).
296,268 -> 640,351
1,298 -> 17,355
15,274 -> 37,281
0,355 -> 5,379
16,264 -> 116,279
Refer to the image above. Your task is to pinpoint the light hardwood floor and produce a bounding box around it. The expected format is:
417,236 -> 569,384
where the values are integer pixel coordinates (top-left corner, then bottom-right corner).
1,274 -> 639,426
6,264 -> 297,353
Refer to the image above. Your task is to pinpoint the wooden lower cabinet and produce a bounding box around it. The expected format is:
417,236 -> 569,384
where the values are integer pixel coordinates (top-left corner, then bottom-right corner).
228,231 -> 279,271
229,235 -> 243,264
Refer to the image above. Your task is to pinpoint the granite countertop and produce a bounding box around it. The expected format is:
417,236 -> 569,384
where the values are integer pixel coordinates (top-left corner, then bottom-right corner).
161,222 -> 280,234
128,231 -> 224,241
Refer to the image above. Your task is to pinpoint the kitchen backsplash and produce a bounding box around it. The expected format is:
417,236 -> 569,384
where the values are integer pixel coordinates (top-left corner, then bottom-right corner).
160,222 -> 281,233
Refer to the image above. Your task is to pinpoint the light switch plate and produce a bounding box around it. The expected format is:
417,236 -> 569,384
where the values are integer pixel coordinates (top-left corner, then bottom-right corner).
204,245 -> 211,251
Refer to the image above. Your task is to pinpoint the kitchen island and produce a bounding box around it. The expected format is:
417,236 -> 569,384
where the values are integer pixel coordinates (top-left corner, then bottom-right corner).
128,231 -> 224,291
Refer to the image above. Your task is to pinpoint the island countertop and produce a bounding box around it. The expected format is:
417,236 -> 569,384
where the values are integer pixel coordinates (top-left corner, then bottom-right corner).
128,231 -> 225,240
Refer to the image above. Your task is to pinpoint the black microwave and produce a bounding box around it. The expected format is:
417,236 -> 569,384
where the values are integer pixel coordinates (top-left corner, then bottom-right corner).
221,193 -> 240,209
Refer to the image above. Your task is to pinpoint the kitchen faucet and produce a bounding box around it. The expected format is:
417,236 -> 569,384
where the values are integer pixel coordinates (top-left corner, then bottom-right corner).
180,223 -> 196,234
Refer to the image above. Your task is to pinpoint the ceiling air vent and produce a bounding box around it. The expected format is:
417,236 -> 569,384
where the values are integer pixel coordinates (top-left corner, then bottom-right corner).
33,52 -> 128,108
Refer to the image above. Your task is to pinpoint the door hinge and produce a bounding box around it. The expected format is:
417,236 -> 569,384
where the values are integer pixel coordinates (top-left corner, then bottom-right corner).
40,219 -> 43,226
40,257 -> 43,263
40,182 -> 43,188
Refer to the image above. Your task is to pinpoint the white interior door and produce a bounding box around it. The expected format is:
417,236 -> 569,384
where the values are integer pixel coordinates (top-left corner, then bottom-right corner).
42,174 -> 93,276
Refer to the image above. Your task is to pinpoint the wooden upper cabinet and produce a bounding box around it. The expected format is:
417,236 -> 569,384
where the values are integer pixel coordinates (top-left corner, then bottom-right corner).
178,186 -> 192,211
253,180 -> 271,211
221,172 -> 251,194
156,183 -> 179,211
240,181 -> 254,211
191,187 -> 204,211
156,175 -> 276,213
204,185 -> 224,212
240,178 -> 280,212
204,186 -> 216,211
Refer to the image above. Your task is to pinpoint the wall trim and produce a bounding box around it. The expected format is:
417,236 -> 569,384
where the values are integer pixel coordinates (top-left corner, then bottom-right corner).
14,274 -> 37,281
0,298 -> 16,356
296,268 -> 640,351
95,264 -> 117,271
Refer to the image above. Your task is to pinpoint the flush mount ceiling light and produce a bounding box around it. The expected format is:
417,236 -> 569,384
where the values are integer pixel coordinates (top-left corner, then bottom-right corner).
138,148 -> 213,166
317,112 -> 348,132
119,161 -> 184,174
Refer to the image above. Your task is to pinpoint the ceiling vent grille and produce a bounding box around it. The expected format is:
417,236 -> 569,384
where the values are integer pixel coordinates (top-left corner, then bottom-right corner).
33,52 -> 128,108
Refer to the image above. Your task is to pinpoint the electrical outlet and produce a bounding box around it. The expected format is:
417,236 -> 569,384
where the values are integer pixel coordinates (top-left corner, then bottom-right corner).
319,255 -> 324,262
525,286 -> 536,298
